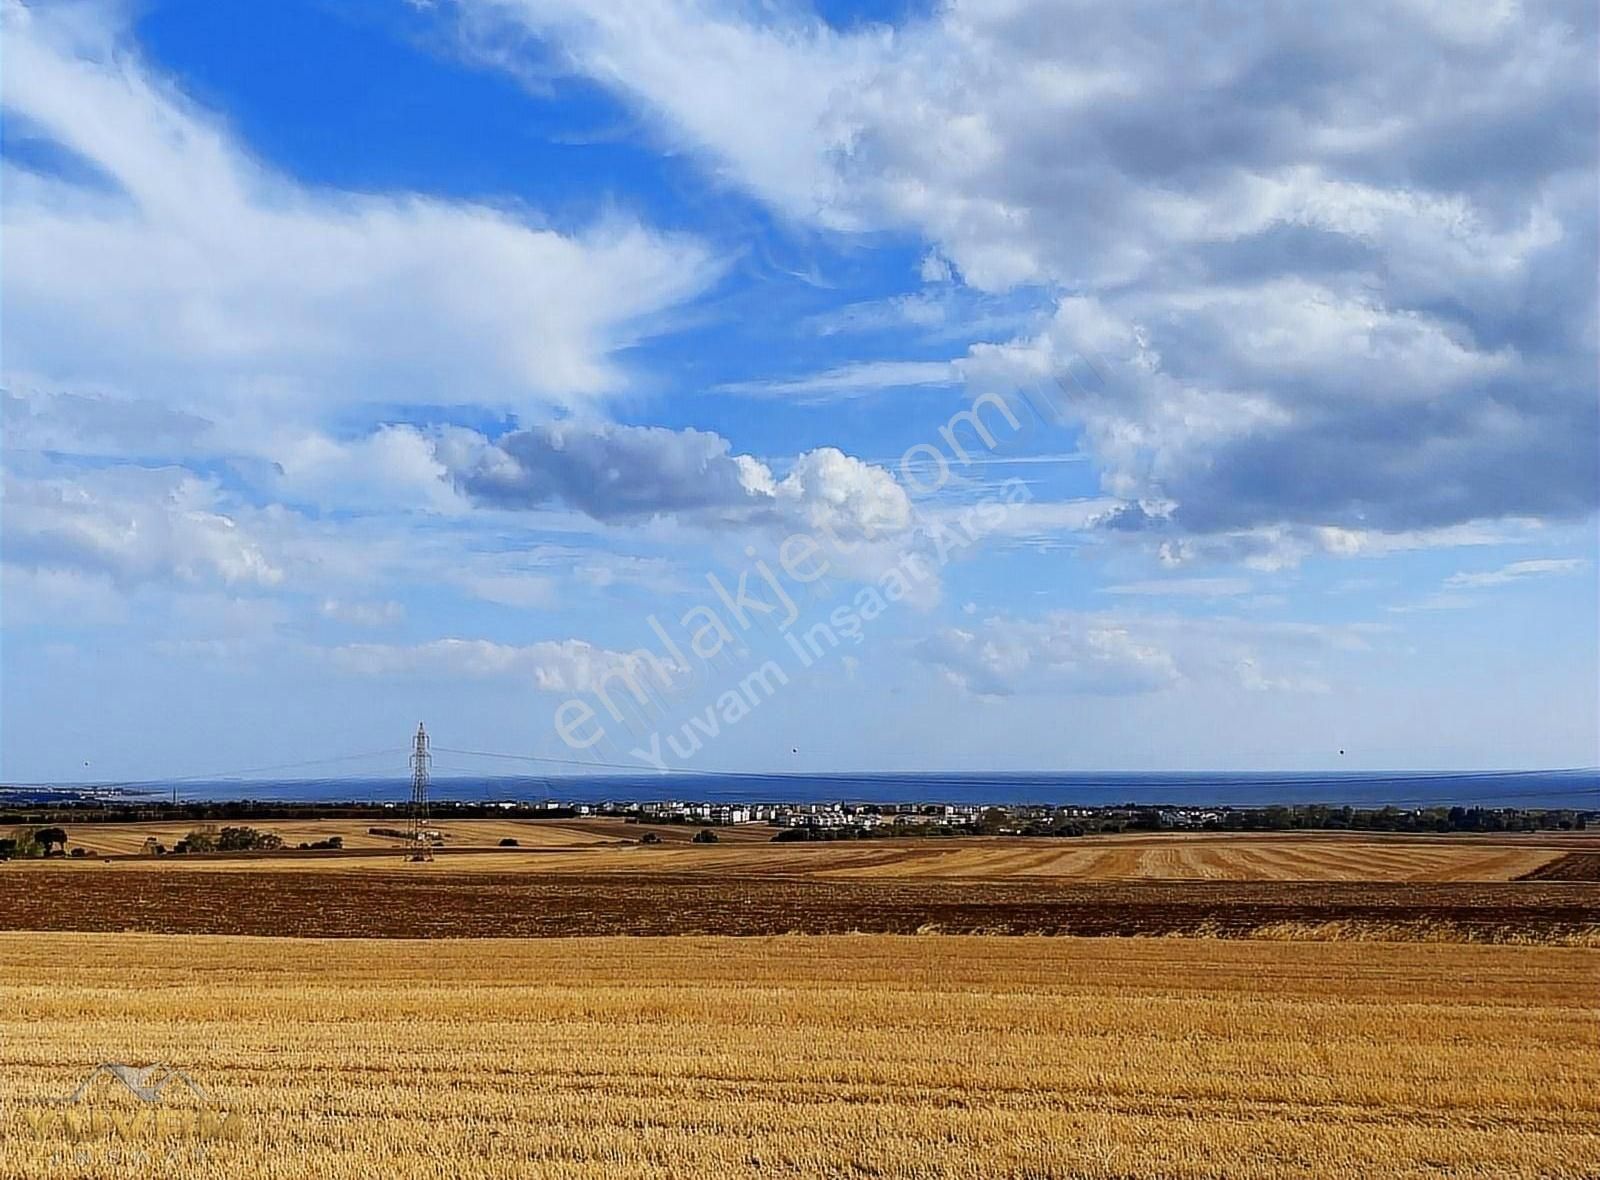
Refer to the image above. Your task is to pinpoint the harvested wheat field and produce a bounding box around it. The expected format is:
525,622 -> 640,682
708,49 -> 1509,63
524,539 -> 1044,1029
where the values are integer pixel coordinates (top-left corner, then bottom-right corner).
14,825 -> 1592,881
46,817 -> 631,856
800,832 -> 1583,882
0,933 -> 1595,1179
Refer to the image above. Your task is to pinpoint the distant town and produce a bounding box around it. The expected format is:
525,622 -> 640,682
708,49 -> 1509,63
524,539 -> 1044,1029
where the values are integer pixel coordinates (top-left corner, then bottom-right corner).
1,791 -> 1590,837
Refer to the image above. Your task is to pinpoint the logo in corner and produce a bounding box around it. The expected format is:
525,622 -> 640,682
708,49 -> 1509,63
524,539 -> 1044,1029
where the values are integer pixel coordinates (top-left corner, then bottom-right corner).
18,1062 -> 245,1144
66,1063 -> 212,1106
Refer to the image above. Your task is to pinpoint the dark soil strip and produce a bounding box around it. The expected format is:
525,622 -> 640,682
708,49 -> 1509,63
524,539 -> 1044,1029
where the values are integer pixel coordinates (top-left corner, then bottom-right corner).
3,871 -> 1598,940
1515,853 -> 1600,882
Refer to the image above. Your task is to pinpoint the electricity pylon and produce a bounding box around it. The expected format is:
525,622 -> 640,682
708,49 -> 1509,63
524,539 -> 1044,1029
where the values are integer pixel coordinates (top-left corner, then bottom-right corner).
407,722 -> 432,862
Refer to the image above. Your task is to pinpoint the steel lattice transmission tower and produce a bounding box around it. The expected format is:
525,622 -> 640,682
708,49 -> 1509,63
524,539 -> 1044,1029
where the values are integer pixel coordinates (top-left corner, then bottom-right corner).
407,722 -> 433,862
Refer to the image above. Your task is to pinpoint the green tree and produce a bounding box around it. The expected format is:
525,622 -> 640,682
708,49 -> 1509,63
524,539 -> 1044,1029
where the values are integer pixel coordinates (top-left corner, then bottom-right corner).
215,826 -> 283,851
7,828 -> 43,858
977,807 -> 1010,835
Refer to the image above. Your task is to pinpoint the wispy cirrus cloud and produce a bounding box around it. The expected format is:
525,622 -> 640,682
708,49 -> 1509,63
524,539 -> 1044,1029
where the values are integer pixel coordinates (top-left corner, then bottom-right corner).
1102,577 -> 1254,599
326,637 -> 663,692
1444,558 -> 1588,589
915,610 -> 1381,699
1,0 -> 719,433
1390,557 -> 1588,612
714,359 -> 960,400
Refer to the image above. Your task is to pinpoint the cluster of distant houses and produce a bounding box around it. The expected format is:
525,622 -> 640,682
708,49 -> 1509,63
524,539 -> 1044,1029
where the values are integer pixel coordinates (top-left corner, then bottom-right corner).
619,800 -> 1228,830
399,797 -> 1233,831
635,800 -> 981,828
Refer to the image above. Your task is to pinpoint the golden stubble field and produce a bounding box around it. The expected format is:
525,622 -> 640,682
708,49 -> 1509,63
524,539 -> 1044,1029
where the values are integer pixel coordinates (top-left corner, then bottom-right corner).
0,933 -> 1595,1179
43,817 -> 630,855
26,822 -> 1599,881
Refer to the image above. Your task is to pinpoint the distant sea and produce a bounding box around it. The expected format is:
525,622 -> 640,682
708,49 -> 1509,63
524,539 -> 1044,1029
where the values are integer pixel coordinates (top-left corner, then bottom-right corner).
12,769 -> 1597,810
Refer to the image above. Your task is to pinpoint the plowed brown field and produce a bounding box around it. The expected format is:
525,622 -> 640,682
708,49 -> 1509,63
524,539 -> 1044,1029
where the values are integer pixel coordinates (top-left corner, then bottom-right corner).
8,829 -> 1597,943
1519,852 -> 1600,881
3,866 -> 1597,943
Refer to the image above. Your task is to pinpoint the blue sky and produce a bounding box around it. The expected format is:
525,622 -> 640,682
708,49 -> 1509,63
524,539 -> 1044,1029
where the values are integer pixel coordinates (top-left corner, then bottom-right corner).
2,0 -> 1596,782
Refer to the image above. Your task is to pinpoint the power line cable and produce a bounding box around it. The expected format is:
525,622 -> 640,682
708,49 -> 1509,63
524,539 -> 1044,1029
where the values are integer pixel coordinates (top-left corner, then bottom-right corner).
26,748 -> 408,793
